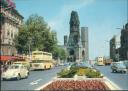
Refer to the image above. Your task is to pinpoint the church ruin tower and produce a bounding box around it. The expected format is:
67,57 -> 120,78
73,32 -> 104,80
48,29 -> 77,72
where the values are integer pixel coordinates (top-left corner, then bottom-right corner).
66,11 -> 89,63
67,11 -> 81,62
68,11 -> 80,46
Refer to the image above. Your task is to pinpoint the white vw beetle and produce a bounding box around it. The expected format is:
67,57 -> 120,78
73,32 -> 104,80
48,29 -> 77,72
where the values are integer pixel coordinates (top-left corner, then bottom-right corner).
2,64 -> 29,80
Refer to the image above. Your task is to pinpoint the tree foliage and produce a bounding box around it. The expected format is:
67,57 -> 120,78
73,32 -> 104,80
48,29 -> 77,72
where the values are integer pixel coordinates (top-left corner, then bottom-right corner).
14,14 -> 57,56
14,14 -> 68,60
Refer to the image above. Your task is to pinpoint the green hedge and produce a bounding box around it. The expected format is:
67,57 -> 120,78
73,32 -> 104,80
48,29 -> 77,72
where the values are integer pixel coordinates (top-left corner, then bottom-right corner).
57,67 -> 102,78
57,68 -> 77,78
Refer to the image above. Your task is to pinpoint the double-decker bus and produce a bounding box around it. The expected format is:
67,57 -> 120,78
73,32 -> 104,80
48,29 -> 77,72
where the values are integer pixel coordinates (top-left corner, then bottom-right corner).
96,57 -> 105,66
31,51 -> 54,70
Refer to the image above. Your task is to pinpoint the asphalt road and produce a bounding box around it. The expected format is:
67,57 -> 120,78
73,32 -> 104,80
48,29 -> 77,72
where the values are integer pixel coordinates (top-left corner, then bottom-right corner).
95,65 -> 128,90
1,66 -> 64,90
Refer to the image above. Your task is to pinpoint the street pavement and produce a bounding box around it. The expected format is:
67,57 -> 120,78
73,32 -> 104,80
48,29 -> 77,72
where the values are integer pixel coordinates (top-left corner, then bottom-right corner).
1,65 -> 128,90
95,65 -> 128,90
1,66 -> 64,90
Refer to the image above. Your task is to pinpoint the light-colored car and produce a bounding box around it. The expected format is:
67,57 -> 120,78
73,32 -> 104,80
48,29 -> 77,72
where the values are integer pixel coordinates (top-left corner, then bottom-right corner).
2,64 -> 29,80
111,62 -> 127,73
123,60 -> 128,69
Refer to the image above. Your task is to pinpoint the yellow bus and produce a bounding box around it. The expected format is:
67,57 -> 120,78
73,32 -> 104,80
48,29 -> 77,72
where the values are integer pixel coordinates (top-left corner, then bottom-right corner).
31,51 -> 54,70
96,57 -> 105,66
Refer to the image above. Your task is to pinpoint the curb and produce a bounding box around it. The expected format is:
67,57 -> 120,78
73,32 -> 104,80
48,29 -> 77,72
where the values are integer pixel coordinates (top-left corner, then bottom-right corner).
101,73 -> 122,90
104,76 -> 122,90
35,76 -> 122,90
35,73 -> 122,90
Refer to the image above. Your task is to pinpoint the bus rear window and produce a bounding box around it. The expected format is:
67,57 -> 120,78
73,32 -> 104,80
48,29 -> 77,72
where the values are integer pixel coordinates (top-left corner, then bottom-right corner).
33,53 -> 42,55
32,60 -> 44,63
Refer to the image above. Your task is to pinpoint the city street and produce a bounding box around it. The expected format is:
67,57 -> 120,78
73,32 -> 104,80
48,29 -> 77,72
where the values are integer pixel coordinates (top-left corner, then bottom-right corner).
1,66 -> 64,90
96,65 -> 128,90
0,0 -> 127,91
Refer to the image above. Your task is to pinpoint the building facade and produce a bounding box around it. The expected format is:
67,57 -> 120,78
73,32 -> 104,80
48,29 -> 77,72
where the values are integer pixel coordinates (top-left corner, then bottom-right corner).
0,0 -> 23,56
110,35 -> 120,62
81,27 -> 89,61
120,23 -> 128,60
65,11 -> 89,63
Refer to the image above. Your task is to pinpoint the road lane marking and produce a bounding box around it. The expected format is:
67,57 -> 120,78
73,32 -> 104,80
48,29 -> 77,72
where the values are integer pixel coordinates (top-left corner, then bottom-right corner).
35,77 -> 55,90
29,79 -> 42,86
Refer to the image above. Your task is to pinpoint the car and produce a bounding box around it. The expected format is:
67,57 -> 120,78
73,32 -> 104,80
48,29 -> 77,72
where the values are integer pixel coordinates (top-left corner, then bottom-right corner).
68,62 -> 93,69
2,64 -> 29,80
123,60 -> 128,69
77,61 -> 94,68
111,62 -> 127,73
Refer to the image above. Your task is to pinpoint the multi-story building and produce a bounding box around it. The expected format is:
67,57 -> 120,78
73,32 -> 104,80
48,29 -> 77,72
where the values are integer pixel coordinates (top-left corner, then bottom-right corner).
0,0 -> 23,56
110,35 -> 120,62
120,23 -> 128,60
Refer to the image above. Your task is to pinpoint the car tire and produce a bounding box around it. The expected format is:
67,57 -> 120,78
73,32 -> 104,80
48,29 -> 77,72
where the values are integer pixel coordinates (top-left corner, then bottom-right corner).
123,71 -> 126,74
25,72 -> 29,79
17,74 -> 21,80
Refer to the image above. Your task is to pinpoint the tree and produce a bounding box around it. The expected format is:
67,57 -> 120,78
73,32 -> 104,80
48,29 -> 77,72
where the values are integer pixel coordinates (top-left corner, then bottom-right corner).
14,14 -> 58,56
56,47 -> 68,61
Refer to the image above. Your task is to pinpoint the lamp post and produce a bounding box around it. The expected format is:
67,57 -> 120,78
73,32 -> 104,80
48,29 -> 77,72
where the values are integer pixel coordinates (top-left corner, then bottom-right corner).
28,37 -> 32,61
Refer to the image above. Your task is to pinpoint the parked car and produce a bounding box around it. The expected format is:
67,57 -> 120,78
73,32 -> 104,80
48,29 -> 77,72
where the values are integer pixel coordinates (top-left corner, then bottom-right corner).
2,64 -> 29,80
123,60 -> 128,69
69,62 -> 93,69
111,62 -> 127,73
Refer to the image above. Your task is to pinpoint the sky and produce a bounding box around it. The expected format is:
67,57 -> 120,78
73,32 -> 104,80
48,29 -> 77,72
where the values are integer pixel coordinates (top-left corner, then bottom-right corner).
13,0 -> 127,60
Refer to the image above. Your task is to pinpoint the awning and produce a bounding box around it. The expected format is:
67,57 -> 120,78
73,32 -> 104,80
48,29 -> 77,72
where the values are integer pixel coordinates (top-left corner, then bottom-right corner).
0,56 -> 12,61
0,56 -> 24,62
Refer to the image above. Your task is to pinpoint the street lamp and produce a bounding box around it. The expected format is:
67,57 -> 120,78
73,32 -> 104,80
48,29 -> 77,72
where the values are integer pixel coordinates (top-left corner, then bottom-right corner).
28,37 -> 32,61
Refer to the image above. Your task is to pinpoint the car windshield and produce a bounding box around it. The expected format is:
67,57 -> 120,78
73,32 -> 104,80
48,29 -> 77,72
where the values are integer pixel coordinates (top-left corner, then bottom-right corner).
9,65 -> 20,69
116,63 -> 125,68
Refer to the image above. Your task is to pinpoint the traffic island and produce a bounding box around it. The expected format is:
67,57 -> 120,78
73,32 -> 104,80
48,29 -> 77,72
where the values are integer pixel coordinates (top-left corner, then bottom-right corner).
37,67 -> 121,90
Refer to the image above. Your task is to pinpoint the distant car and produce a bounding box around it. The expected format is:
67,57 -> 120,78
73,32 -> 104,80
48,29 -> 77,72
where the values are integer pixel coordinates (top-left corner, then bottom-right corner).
123,60 -> 128,69
111,62 -> 127,73
2,64 -> 29,80
64,63 -> 70,66
78,62 -> 93,68
59,63 -> 64,66
69,62 -> 93,69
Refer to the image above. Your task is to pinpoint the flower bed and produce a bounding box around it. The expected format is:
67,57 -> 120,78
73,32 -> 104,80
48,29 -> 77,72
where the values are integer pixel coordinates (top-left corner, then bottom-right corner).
41,80 -> 109,91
